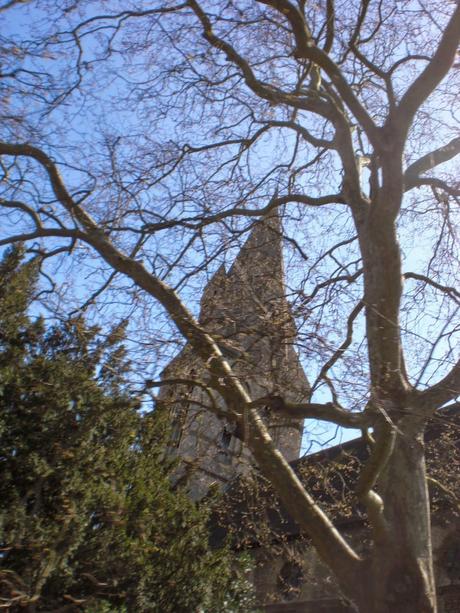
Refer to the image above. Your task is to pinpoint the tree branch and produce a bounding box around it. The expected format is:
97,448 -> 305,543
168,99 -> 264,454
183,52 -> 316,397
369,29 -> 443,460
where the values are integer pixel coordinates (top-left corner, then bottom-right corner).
257,0 -> 379,144
311,300 -> 364,393
404,271 -> 460,304
255,119 -> 335,149
0,0 -> 32,13
417,359 -> 460,410
0,229 -> 82,247
427,476 -> 460,511
398,3 -> 460,127
404,136 -> 460,190
404,176 -> 460,197
355,421 -> 396,540
0,198 -> 42,228
323,0 -> 334,54
188,0 -> 334,119
250,396 -> 371,429
142,192 -> 345,233
147,377 -> 231,421
299,268 -> 363,305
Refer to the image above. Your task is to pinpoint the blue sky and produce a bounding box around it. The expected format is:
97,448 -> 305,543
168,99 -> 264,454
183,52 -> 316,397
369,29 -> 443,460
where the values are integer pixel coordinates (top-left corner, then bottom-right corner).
2,0 -> 459,457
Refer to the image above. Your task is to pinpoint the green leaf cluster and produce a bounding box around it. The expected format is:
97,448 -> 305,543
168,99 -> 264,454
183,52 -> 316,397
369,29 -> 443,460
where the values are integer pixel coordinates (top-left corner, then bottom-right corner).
0,246 -> 255,612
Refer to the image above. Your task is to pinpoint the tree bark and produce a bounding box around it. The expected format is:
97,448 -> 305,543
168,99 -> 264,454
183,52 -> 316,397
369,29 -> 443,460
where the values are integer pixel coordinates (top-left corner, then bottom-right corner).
354,414 -> 436,613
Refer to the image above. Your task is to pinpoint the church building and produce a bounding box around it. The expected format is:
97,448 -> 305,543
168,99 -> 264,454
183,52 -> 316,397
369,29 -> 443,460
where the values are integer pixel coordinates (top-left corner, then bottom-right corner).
159,211 -> 460,612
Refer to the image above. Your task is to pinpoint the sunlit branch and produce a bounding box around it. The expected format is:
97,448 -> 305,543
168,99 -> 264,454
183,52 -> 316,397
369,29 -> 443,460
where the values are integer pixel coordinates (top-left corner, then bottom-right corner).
427,476 -> 460,511
355,421 -> 396,539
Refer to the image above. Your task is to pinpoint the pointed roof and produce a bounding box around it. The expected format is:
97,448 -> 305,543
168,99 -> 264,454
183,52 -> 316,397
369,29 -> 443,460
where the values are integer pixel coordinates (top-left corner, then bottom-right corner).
196,207 -> 293,363
228,208 -> 285,304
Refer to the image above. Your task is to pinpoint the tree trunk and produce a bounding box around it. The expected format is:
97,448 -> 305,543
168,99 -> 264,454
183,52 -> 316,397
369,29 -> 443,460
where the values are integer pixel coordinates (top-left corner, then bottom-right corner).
354,414 -> 437,613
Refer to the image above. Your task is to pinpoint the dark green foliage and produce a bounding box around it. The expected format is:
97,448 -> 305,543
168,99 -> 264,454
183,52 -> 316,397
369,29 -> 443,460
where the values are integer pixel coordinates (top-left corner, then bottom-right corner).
0,246 -> 255,612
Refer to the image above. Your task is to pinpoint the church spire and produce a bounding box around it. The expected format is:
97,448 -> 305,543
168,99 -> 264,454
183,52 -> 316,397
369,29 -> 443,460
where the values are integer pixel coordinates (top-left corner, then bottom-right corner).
228,208 -> 285,306
160,205 -> 309,498
199,208 -> 286,333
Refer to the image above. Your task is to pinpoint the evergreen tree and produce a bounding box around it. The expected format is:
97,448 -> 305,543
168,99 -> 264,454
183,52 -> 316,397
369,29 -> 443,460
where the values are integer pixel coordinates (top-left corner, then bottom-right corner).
0,246 -> 254,612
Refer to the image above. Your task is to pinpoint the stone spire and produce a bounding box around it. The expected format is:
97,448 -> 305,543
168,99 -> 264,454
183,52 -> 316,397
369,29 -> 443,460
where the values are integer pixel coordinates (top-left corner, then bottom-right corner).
200,209 -> 289,339
229,210 -> 284,303
160,209 -> 309,498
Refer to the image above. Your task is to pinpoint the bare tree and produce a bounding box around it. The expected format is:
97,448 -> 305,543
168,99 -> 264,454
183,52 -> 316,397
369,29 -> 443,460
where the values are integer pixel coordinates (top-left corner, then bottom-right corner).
0,1 -> 459,611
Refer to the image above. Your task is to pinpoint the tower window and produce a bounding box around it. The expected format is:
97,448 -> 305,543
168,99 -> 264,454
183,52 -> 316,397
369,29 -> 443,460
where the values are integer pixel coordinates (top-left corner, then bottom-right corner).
168,406 -> 185,449
219,427 -> 233,464
170,420 -> 182,447
221,427 -> 232,449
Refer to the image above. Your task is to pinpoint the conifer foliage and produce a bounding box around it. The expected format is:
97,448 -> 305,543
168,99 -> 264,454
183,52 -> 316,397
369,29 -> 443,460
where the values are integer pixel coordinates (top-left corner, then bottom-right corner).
0,246 -> 254,612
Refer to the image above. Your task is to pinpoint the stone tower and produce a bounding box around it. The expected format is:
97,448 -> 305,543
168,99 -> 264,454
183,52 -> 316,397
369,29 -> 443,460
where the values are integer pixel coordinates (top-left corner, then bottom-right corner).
160,211 -> 309,498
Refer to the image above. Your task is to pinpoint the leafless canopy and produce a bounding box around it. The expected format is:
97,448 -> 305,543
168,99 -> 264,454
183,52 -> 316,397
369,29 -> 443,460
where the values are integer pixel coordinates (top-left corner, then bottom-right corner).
0,1 -> 459,610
